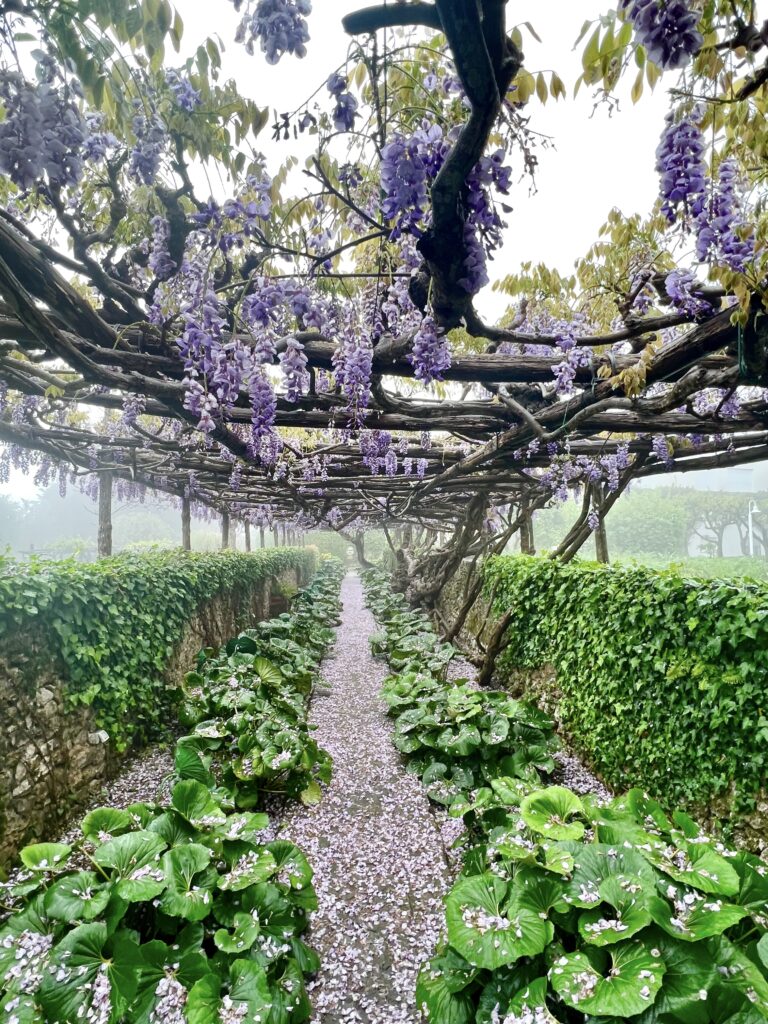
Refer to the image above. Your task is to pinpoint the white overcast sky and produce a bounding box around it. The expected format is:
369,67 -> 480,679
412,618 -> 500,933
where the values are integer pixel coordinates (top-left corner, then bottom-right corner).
3,1 -> 672,500
177,0 -> 670,322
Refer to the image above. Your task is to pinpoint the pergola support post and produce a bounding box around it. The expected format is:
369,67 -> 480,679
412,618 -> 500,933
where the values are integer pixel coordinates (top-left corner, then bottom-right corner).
98,470 -> 113,559
181,495 -> 191,551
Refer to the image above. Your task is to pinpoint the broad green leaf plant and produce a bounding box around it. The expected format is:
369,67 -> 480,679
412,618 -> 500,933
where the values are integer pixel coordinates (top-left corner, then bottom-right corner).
362,568 -> 768,1024
0,558 -> 344,1024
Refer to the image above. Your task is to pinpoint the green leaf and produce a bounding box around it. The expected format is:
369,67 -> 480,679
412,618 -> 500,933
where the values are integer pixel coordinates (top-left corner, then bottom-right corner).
39,925 -> 142,1022
648,884 -> 748,941
160,844 -> 215,921
171,780 -> 227,828
214,911 -> 261,954
300,779 -> 323,805
644,931 -> 716,1021
521,787 -> 585,841
550,943 -> 665,1017
217,848 -> 277,892
416,959 -> 475,1024
81,807 -> 134,841
19,843 -> 72,872
44,871 -> 112,922
578,875 -> 652,946
174,746 -> 215,786
504,977 -> 559,1022
92,830 -> 167,901
649,843 -> 741,897
445,873 -> 552,970
187,960 -> 272,1024
217,812 -> 270,843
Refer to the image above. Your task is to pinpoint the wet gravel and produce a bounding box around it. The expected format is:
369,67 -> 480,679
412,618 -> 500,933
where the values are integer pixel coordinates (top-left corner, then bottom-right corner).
277,574 -> 453,1024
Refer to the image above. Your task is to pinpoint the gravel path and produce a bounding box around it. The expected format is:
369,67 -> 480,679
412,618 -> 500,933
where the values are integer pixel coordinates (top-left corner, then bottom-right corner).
278,573 -> 453,1024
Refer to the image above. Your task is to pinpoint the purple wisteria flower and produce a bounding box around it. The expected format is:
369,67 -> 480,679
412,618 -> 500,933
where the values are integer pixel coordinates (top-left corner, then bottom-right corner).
279,337 -> 309,401
0,68 -> 86,189
148,215 -> 177,281
233,0 -> 312,63
128,110 -> 167,184
165,70 -> 201,112
665,269 -> 713,318
409,316 -> 451,384
333,332 -> 373,426
327,73 -> 358,132
655,111 -> 706,225
696,158 -> 755,272
620,0 -> 703,69
249,368 -> 276,441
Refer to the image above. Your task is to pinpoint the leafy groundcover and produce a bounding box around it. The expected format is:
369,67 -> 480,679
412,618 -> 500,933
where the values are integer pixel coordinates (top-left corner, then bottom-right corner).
0,558 -> 344,1024
363,568 -> 768,1024
483,555 -> 768,819
0,547 -> 317,750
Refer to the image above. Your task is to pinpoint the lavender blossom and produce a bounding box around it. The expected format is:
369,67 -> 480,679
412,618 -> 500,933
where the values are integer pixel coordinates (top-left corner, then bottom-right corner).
409,316 -> 451,385
233,0 -> 312,64
620,0 -> 703,69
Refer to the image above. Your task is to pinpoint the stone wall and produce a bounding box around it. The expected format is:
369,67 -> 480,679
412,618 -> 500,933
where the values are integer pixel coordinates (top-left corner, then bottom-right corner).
0,564 -> 306,869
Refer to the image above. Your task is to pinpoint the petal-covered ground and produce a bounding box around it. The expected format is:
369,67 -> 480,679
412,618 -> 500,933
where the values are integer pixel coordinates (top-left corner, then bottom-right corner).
34,569 -> 608,1023
278,573 -> 453,1023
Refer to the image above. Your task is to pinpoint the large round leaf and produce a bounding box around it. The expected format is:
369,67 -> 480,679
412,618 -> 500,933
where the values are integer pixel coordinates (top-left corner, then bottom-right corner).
160,844 -> 216,921
44,871 -> 112,922
564,843 -> 657,909
648,884 -> 748,941
80,808 -> 134,842
170,780 -> 227,829
19,843 -> 71,873
93,830 -> 167,894
578,875 -> 652,946
648,842 -> 740,897
188,958 -> 274,1024
416,959 -> 475,1024
504,977 -> 560,1023
38,925 -> 142,1023
133,938 -> 209,1024
550,943 -> 665,1017
445,873 -> 552,970
521,788 -> 586,841
643,931 -> 715,1021
217,848 -> 278,892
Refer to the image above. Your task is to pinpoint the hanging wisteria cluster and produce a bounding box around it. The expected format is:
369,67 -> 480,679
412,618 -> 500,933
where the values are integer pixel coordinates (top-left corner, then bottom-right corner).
657,113 -> 757,274
0,61 -> 86,189
379,121 -> 512,294
619,0 -> 703,69
232,0 -> 312,63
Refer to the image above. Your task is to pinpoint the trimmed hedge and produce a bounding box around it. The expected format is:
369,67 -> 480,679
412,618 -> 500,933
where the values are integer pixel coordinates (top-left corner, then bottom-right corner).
484,555 -> 768,818
0,548 -> 316,751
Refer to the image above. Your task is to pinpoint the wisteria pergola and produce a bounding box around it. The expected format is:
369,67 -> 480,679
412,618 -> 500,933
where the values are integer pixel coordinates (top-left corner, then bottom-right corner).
1,0 -> 767,595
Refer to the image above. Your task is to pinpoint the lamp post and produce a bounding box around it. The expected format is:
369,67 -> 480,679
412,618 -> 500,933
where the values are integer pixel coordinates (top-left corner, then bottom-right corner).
748,500 -> 760,557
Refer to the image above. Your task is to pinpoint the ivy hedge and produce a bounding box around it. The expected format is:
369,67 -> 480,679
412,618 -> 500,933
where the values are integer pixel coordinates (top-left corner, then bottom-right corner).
0,548 -> 316,751
484,555 -> 768,818
364,568 -> 768,1024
